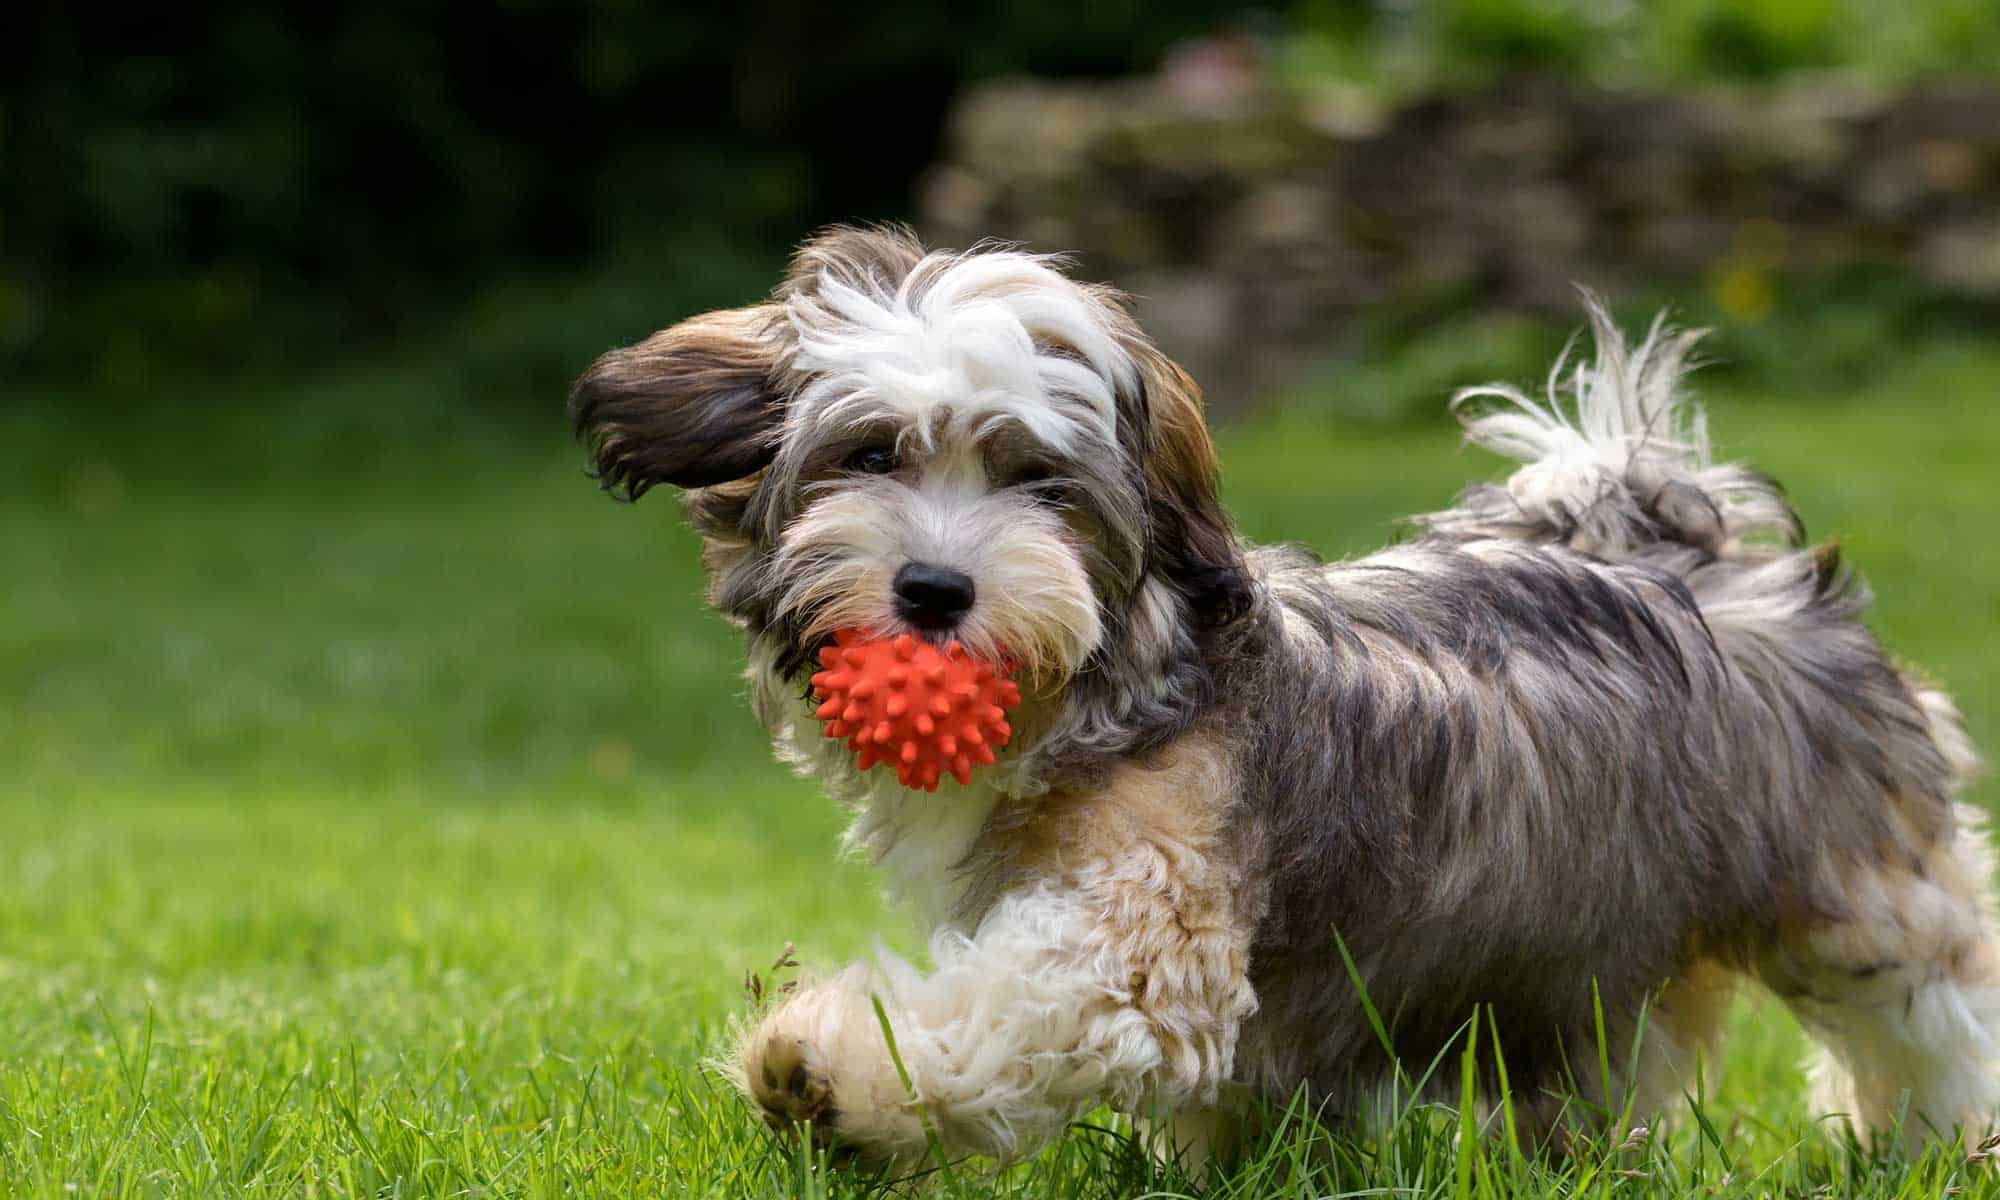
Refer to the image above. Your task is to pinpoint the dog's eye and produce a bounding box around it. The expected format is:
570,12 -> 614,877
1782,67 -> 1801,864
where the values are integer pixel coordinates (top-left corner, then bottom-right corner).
1007,463 -> 1054,489
843,446 -> 898,475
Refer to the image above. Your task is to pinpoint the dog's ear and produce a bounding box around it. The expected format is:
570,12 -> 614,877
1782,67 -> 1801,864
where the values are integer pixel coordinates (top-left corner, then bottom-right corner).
1124,341 -> 1253,630
570,304 -> 787,499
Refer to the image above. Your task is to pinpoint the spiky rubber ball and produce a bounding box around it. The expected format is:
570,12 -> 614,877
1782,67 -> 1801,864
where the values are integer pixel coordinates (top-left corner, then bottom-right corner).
810,629 -> 1021,791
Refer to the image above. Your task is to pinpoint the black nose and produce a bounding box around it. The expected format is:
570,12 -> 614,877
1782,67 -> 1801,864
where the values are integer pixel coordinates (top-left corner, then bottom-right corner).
893,563 -> 976,630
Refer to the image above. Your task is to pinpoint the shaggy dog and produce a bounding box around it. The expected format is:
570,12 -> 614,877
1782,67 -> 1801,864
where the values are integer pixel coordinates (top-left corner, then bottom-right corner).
570,226 -> 1994,1170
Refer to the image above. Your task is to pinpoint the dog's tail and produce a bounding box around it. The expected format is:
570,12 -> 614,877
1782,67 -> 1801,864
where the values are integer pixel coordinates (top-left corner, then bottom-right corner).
1418,296 -> 1801,563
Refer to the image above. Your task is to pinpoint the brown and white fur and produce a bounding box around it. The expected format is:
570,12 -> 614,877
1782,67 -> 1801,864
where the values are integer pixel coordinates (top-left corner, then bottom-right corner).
570,226 -> 1995,1171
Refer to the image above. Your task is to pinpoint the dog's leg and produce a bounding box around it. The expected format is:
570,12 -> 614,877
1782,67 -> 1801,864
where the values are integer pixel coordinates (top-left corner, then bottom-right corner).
1137,1085 -> 1260,1183
739,869 -> 1254,1166
739,736 -> 1256,1167
1759,802 -> 2000,1147
1593,958 -> 1736,1129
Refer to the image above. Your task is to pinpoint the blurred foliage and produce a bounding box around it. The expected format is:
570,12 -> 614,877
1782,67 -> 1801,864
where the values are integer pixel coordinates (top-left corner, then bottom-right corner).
9,1 -> 1998,417
1285,266 -> 2000,426
1281,0 -> 2000,97
2,1 -> 1258,389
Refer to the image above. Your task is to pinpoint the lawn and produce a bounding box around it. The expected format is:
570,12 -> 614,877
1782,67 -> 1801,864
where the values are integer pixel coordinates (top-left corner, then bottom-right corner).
4,328 -> 2000,1197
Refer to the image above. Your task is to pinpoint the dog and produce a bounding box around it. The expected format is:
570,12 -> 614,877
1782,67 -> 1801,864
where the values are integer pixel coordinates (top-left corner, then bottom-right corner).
570,226 -> 1994,1171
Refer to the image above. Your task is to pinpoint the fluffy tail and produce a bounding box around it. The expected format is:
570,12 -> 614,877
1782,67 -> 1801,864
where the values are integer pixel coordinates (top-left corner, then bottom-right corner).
1419,297 -> 1802,563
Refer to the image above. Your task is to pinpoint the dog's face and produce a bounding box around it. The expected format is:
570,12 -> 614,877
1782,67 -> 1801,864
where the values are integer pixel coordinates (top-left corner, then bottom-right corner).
571,228 -> 1247,762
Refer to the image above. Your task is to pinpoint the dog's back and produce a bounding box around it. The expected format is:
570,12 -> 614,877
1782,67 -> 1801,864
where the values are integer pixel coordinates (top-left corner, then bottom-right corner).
1230,302 -> 1991,1137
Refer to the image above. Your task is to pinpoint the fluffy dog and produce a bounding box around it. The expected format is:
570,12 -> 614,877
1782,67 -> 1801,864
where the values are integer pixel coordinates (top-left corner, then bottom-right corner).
570,226 -> 1994,1169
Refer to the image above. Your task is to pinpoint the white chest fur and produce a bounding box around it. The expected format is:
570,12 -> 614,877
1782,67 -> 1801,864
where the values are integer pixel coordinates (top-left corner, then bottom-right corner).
843,775 -> 1002,932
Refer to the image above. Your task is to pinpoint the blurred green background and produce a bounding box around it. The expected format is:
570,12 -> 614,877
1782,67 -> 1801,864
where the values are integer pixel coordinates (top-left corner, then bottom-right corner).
5,2 -> 2000,1195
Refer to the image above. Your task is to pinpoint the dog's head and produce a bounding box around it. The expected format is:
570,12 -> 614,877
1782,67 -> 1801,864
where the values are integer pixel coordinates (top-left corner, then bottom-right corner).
571,227 -> 1248,775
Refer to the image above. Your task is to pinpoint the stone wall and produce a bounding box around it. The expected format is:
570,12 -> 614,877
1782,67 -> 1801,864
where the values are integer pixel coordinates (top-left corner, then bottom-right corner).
920,69 -> 2000,412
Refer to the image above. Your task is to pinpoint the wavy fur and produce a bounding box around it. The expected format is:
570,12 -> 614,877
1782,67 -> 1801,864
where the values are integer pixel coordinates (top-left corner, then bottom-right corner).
1424,297 -> 1801,560
574,233 -> 1996,1173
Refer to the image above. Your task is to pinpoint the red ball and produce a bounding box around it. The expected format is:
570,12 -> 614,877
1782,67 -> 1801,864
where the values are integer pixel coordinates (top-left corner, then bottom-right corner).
809,629 -> 1021,791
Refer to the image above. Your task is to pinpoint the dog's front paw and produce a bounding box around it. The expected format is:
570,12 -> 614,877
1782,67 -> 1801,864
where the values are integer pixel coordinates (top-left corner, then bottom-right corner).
736,974 -> 929,1165
747,1025 -> 838,1131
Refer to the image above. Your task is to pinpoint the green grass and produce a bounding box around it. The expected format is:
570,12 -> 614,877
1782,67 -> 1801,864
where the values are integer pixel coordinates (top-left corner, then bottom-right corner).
4,327 -> 2000,1197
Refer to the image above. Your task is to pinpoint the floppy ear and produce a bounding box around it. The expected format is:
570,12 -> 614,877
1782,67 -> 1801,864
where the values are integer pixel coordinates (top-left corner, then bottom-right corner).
569,304 -> 786,499
1126,343 -> 1253,630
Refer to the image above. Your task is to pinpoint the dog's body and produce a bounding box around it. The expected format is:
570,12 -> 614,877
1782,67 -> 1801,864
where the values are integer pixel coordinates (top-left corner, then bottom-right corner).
572,227 -> 1996,1168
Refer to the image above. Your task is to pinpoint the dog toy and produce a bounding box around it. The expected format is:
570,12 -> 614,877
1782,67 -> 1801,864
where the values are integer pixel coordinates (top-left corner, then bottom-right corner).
811,629 -> 1020,790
